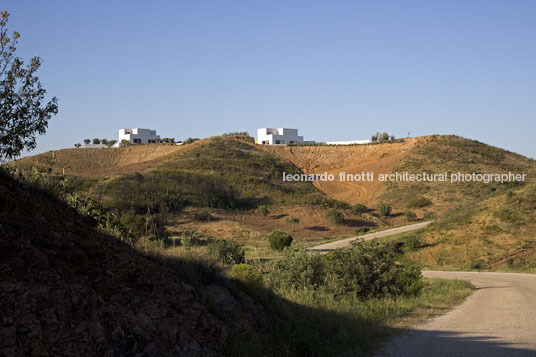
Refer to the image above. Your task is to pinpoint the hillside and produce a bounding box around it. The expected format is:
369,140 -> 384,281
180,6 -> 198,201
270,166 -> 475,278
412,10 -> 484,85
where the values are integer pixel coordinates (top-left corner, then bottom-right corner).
259,135 -> 535,216
401,183 -> 536,271
0,170 -> 267,355
7,135 -> 535,259
11,142 -> 195,177
8,137 -> 383,254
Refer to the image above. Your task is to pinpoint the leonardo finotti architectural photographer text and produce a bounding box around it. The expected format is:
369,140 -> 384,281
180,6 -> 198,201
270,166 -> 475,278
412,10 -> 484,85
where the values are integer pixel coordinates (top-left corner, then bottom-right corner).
282,171 -> 527,184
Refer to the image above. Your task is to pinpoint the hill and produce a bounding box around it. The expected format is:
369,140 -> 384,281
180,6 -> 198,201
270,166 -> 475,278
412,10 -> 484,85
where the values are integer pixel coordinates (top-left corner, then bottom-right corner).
7,135 -> 535,260
394,182 -> 536,271
0,170 -> 267,355
7,137 -> 383,255
259,135 -> 535,217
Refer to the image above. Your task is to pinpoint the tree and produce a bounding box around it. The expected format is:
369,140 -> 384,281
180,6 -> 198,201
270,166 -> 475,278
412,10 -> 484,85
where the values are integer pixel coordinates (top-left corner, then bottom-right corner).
326,208 -> 345,224
352,203 -> 368,215
378,203 -> 392,217
92,138 -> 100,144
74,143 -> 81,148
0,11 -> 58,161
269,230 -> 293,250
83,139 -> 90,144
380,132 -> 389,143
101,138 -> 108,145
107,139 -> 117,147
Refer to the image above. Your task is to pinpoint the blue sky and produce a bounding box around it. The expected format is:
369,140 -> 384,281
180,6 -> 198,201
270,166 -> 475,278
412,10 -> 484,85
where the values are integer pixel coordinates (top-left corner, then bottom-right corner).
4,1 -> 536,158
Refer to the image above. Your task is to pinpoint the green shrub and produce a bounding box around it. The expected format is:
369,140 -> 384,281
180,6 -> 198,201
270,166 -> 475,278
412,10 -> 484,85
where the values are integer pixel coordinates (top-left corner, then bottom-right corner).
354,227 -> 369,235
378,203 -> 392,217
352,203 -> 368,214
404,232 -> 423,251
257,205 -> 269,217
326,208 -> 345,224
285,216 -> 300,224
323,241 -> 423,299
194,210 -> 214,221
230,264 -> 263,288
207,240 -> 245,264
267,251 -> 324,291
404,211 -> 417,221
183,137 -> 199,144
269,230 -> 293,250
423,211 -> 436,220
267,241 -> 423,299
407,196 -> 432,208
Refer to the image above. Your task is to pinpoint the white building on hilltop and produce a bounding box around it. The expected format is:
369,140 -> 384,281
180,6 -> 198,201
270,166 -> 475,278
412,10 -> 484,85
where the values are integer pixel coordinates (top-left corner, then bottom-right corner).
257,128 -> 304,145
118,128 -> 160,145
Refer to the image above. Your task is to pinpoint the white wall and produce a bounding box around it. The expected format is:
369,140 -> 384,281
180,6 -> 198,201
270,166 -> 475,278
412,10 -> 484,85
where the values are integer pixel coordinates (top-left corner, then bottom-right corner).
118,128 -> 160,144
325,140 -> 371,145
257,128 -> 304,145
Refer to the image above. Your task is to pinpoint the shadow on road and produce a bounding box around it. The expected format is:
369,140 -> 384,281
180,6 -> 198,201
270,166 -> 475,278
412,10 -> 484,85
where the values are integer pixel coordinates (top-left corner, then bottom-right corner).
376,329 -> 535,356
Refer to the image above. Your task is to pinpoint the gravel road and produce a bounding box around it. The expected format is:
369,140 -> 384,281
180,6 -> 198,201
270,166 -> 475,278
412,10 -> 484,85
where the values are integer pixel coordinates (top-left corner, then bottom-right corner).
307,221 -> 432,252
377,270 -> 536,356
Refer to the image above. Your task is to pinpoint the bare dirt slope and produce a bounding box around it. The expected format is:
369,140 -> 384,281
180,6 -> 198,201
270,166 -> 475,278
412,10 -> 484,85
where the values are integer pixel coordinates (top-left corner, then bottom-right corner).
0,172 -> 267,356
256,137 -> 425,204
12,141 -> 206,177
378,271 -> 536,356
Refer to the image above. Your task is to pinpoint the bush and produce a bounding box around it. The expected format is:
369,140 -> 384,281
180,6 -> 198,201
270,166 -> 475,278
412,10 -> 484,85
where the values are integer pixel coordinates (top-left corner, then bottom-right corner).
257,205 -> 269,217
326,208 -> 344,224
267,241 -> 423,299
354,227 -> 369,235
285,216 -> 300,224
323,241 -> 423,299
404,232 -> 423,251
378,203 -> 392,217
267,251 -> 324,291
269,230 -> 293,250
407,196 -> 432,208
230,264 -> 263,288
352,203 -> 368,215
179,229 -> 211,247
194,210 -> 214,221
207,239 -> 245,264
423,211 -> 435,220
183,137 -> 199,145
404,211 -> 417,221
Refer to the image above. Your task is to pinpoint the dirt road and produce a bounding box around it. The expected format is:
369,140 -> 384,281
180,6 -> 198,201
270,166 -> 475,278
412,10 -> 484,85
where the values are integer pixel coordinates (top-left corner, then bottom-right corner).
307,221 -> 432,252
378,271 -> 536,356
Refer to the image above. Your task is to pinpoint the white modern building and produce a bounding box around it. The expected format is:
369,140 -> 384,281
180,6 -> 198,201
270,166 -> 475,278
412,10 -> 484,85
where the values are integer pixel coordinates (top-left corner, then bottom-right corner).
118,128 -> 160,145
257,128 -> 304,145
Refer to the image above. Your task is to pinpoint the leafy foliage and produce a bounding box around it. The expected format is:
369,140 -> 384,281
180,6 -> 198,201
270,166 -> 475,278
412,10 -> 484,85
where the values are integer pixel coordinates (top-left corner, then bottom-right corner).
326,208 -> 345,224
256,205 -> 269,216
404,211 -> 417,221
378,203 -> 392,217
207,239 -> 245,264
352,203 -> 368,214
268,230 -> 293,250
0,11 -> 58,161
194,209 -> 214,221
407,196 -> 432,208
268,240 -> 423,299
